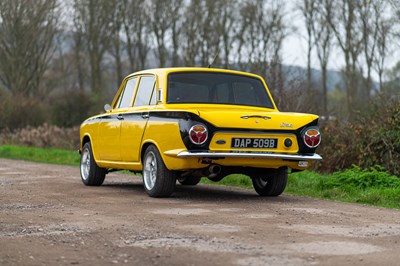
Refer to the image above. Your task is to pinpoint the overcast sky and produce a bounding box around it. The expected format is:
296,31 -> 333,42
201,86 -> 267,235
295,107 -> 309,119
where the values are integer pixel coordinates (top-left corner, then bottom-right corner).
282,3 -> 399,80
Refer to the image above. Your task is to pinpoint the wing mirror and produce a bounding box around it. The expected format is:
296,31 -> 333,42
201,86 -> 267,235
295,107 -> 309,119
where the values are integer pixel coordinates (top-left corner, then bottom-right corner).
104,104 -> 112,112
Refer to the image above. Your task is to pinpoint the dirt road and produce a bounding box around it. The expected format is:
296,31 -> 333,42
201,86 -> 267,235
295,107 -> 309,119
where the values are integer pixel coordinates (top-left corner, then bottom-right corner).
1,159 -> 400,265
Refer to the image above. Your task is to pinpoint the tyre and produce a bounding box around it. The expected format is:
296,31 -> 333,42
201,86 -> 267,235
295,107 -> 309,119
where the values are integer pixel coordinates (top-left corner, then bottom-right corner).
251,168 -> 288,196
178,176 -> 201,186
80,142 -> 106,186
142,145 -> 176,197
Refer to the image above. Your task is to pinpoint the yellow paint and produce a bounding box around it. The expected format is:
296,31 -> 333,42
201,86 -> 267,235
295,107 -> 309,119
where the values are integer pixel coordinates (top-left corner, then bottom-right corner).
80,67 -> 320,172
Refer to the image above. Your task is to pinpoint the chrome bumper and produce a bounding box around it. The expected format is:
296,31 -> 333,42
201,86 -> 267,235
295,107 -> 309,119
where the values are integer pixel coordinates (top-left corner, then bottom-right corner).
177,151 -> 322,161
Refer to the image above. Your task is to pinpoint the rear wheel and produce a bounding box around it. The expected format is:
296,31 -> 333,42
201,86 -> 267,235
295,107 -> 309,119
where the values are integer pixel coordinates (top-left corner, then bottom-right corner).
251,168 -> 288,196
80,142 -> 106,186
142,145 -> 176,197
178,176 -> 201,186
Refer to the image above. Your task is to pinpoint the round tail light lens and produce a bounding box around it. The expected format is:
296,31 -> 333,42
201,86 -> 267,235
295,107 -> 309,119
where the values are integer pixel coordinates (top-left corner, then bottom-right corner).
304,128 -> 321,148
189,124 -> 208,145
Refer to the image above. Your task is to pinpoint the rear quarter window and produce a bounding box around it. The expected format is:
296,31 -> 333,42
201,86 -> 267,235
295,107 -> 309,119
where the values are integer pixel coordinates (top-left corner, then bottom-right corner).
133,76 -> 156,107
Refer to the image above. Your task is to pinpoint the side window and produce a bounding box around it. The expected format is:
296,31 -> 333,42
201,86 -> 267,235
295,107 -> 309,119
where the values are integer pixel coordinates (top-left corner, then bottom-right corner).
116,77 -> 137,109
133,76 -> 156,107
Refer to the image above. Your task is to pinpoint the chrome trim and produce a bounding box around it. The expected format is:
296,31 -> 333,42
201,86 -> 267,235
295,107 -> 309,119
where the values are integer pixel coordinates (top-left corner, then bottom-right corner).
157,89 -> 162,102
177,151 -> 322,161
240,115 -> 271,120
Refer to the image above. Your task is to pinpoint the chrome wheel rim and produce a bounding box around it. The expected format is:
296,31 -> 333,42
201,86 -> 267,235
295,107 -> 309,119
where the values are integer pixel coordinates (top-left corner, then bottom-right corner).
143,151 -> 157,190
255,176 -> 268,187
80,147 -> 90,181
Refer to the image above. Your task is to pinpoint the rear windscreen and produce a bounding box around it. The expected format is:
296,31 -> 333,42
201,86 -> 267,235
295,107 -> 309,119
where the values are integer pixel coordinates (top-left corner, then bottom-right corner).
167,72 -> 274,108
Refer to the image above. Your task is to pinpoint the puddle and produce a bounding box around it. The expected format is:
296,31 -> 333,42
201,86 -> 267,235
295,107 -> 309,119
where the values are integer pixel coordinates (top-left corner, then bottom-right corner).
285,207 -> 326,215
217,208 -> 244,213
151,208 -> 212,215
281,224 -> 400,238
118,234 -> 308,265
287,241 -> 384,255
245,213 -> 275,219
119,234 -> 265,255
183,223 -> 241,233
237,255 -> 311,266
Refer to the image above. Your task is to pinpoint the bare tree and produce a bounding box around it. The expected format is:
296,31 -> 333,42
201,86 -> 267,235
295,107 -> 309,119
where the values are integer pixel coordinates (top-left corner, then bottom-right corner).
121,0 -> 151,71
150,0 -> 183,67
182,0 -> 203,66
72,16 -> 87,92
237,1 -> 258,69
358,0 -> 387,101
299,0 -> 316,91
267,2 -> 288,96
199,0 -> 224,67
313,0 -> 333,117
327,0 -> 364,120
0,0 -> 58,97
373,1 -> 398,92
73,0 -> 116,101
170,0 -> 184,66
218,1 -> 237,68
374,16 -> 393,91
109,1 -> 125,84
237,0 -> 287,96
181,0 -> 223,67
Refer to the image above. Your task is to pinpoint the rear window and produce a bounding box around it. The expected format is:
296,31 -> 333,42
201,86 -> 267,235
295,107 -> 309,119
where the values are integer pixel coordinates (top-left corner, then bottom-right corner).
167,72 -> 274,108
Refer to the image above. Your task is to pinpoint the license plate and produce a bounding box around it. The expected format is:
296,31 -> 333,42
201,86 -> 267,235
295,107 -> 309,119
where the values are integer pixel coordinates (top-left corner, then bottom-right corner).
231,138 -> 278,149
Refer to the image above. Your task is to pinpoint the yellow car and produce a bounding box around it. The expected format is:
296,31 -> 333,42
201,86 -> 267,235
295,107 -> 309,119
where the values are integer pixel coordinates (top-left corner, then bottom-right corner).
79,68 -> 321,197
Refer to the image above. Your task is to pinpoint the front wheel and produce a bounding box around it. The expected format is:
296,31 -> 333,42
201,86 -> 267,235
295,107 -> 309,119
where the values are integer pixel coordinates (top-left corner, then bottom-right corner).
142,145 -> 176,197
251,168 -> 288,196
80,142 -> 106,186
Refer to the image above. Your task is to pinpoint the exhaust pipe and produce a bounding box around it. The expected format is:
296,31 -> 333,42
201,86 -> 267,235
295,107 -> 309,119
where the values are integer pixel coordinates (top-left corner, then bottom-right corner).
207,164 -> 221,178
180,164 -> 222,179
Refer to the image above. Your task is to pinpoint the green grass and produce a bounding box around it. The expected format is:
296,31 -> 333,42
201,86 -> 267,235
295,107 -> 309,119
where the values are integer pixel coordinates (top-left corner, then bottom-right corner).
202,174 -> 253,188
1,144 -> 399,209
0,144 -> 80,166
285,167 -> 400,209
202,167 -> 400,209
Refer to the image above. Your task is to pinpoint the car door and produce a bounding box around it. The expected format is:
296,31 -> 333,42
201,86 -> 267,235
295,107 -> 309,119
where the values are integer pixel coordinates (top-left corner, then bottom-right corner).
120,75 -> 156,162
97,77 -> 138,161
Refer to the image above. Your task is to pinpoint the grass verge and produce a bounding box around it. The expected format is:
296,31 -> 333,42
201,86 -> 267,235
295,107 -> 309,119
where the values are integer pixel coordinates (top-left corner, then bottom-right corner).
1,144 -> 399,209
0,144 -> 80,166
202,167 -> 400,209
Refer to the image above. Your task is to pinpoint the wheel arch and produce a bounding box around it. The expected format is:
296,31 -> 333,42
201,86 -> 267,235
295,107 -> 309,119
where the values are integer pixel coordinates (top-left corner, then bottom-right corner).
82,135 -> 91,147
141,140 -> 159,163
81,133 -> 100,163
140,140 -> 179,171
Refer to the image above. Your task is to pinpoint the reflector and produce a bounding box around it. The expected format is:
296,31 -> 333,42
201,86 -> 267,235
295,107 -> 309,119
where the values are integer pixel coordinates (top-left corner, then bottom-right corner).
304,128 -> 321,148
189,124 -> 208,145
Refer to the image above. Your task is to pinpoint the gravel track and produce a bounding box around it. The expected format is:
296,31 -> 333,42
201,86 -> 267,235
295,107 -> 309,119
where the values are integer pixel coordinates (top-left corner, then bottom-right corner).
1,159 -> 399,265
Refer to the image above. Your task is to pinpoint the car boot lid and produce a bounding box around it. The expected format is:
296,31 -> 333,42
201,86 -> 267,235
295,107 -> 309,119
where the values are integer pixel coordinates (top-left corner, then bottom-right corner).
195,108 -> 318,130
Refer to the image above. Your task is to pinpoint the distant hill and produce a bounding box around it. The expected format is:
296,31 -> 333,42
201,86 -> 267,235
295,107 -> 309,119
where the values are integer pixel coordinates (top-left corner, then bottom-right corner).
282,65 -> 345,92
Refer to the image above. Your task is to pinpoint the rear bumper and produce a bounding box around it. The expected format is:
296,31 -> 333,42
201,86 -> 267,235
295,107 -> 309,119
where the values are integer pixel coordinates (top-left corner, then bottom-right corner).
177,151 -> 322,161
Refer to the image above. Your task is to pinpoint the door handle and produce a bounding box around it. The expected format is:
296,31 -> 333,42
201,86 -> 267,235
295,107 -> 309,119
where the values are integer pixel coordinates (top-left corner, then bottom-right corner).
117,114 -> 124,120
142,113 -> 149,119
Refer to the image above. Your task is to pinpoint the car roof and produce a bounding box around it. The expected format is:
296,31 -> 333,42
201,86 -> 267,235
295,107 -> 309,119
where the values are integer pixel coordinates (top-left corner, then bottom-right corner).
126,67 -> 263,80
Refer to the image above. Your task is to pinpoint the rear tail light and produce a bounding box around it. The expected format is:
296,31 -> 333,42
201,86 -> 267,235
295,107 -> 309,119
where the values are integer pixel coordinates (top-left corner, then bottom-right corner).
189,124 -> 208,145
303,128 -> 321,148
